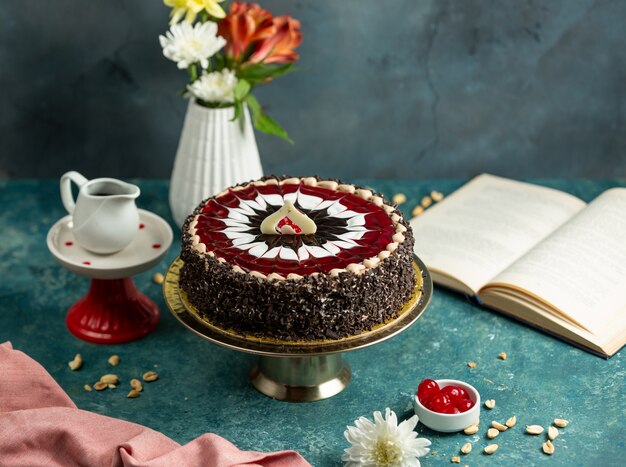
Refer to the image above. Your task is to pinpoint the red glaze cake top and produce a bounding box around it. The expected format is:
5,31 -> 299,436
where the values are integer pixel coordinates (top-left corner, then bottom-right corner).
188,177 -> 408,279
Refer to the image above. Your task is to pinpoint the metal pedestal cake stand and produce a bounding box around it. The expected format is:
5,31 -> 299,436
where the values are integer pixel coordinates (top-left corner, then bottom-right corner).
163,256 -> 432,402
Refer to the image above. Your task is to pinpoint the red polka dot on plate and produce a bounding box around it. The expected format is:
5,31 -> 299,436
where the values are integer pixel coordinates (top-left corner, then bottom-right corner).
65,241 -> 73,246
82,261 -> 91,265
139,224 -> 145,229
152,244 -> 161,249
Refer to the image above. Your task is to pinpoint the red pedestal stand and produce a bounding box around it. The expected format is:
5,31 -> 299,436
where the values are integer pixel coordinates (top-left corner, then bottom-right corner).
66,277 -> 160,344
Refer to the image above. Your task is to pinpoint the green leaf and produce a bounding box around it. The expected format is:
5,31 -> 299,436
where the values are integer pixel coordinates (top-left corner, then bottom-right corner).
245,93 -> 292,142
234,79 -> 251,101
214,53 -> 225,71
238,63 -> 295,84
231,100 -> 243,122
246,93 -> 262,122
254,112 -> 292,143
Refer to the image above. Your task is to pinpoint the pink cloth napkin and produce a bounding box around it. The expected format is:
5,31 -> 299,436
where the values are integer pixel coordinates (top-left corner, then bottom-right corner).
0,342 -> 310,467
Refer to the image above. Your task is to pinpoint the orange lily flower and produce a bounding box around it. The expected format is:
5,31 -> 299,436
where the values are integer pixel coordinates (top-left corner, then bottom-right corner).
218,2 -> 276,61
249,16 -> 302,64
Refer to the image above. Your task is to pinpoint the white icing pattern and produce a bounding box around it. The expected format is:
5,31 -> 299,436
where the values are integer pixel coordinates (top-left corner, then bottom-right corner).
220,187 -> 368,259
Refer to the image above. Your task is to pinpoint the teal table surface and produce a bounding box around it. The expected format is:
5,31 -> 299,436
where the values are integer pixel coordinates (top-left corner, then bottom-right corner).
1,178 -> 625,467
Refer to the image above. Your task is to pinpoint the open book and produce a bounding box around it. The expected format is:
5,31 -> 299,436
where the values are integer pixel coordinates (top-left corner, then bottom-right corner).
409,174 -> 626,358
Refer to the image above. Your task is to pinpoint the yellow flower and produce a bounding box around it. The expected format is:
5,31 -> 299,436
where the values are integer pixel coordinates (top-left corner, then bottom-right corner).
190,0 -> 226,20
164,0 -> 225,25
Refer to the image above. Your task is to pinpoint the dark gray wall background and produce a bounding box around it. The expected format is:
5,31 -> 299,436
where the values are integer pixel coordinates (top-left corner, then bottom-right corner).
1,0 -> 625,180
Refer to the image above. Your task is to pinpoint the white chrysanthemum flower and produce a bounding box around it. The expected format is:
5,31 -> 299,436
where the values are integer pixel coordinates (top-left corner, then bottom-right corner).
343,408 -> 431,467
159,21 -> 225,69
187,69 -> 238,104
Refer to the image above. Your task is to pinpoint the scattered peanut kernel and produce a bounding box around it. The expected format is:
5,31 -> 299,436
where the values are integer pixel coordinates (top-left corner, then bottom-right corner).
463,424 -> 479,435
526,425 -> 544,435
484,399 -> 495,409
483,444 -> 498,455
107,384 -> 117,389
108,355 -> 120,366
130,378 -> 143,392
392,193 -> 407,205
100,374 -> 120,385
505,416 -> 517,428
451,456 -> 461,463
492,421 -> 508,432
68,354 -> 83,371
467,361 -> 477,368
542,440 -> 555,455
487,428 -> 499,439
143,371 -> 159,382
411,205 -> 425,217
431,190 -> 444,202
548,426 -> 559,440
127,389 -> 140,398
460,443 -> 472,455
93,382 -> 108,391
553,418 -> 569,428
498,352 -> 507,360
84,384 -> 92,392
152,273 -> 165,284
420,196 -> 433,208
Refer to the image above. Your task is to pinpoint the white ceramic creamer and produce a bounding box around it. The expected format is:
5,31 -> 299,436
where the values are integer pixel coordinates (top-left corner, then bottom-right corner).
60,171 -> 140,254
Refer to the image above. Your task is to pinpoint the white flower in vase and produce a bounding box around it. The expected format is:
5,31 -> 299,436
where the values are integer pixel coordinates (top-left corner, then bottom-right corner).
187,68 -> 238,104
162,0 -> 301,226
343,408 -> 431,467
159,21 -> 226,69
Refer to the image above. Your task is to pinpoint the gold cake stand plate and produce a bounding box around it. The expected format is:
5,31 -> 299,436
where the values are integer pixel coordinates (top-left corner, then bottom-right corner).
163,255 -> 433,402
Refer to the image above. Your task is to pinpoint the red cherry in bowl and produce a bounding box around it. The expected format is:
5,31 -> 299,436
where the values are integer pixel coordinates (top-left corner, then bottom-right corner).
457,398 -> 475,413
456,386 -> 468,400
429,393 -> 455,414
413,379 -> 480,433
440,385 -> 465,405
417,378 -> 440,406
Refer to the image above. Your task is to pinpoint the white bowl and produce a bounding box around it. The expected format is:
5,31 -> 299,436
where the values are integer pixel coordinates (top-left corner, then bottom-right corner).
413,379 -> 481,433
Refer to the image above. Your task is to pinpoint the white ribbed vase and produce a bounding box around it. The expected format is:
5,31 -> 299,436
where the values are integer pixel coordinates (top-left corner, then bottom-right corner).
169,100 -> 263,227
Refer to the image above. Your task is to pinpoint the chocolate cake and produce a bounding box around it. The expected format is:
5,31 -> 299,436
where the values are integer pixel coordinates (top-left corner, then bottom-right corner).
179,176 -> 417,341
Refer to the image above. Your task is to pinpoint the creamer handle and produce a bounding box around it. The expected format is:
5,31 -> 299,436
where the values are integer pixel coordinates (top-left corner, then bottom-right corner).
60,171 -> 88,214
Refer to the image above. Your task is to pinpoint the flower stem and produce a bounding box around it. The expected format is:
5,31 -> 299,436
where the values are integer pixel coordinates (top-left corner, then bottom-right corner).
188,63 -> 199,82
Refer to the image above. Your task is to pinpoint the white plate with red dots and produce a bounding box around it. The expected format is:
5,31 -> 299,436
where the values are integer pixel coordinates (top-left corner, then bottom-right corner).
47,209 -> 173,280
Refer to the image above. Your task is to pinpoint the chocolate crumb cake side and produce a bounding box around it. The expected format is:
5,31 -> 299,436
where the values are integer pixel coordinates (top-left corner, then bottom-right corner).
179,176 -> 417,341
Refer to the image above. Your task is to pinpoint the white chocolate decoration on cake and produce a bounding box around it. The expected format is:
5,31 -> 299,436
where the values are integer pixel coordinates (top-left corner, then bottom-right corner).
259,200 -> 317,235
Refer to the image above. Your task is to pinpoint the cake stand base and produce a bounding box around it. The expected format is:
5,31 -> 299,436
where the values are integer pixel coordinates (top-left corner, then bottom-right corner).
66,278 -> 160,344
250,354 -> 351,402
163,256 -> 432,403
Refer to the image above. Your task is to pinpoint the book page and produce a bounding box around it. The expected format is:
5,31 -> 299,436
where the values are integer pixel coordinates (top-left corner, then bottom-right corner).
410,174 -> 586,293
488,188 -> 626,334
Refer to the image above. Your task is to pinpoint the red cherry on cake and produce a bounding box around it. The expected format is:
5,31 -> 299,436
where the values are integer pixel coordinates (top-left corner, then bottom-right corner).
417,379 -> 440,406
276,216 -> 303,234
440,385 -> 465,405
429,393 -> 455,414
456,398 -> 475,413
